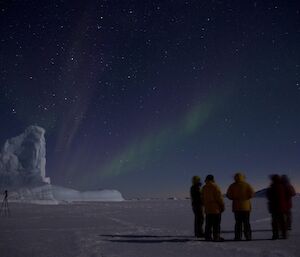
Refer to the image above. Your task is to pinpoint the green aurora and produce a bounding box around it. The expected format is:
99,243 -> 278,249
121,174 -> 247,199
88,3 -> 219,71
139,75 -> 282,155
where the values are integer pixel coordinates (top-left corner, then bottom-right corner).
99,98 -> 216,177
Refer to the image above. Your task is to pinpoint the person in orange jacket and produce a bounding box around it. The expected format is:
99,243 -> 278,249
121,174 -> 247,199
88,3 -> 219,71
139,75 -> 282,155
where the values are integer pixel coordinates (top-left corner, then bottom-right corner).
202,175 -> 225,241
226,173 -> 254,241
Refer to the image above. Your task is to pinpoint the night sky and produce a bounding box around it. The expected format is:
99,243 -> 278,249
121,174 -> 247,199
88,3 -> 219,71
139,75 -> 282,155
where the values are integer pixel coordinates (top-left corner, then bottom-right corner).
1,0 -> 299,198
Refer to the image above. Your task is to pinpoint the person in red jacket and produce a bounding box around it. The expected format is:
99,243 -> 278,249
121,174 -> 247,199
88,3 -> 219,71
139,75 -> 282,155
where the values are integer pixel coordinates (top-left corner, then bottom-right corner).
267,174 -> 288,240
281,175 -> 296,230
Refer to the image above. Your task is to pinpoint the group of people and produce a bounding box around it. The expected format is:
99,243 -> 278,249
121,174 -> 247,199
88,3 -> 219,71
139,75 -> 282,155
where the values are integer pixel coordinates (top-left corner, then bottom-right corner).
190,173 -> 296,242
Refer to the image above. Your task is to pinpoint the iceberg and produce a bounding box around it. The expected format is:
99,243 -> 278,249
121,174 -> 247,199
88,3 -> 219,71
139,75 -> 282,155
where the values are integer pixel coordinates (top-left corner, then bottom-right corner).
0,126 -> 50,187
51,185 -> 124,202
8,185 -> 124,203
0,126 -> 124,203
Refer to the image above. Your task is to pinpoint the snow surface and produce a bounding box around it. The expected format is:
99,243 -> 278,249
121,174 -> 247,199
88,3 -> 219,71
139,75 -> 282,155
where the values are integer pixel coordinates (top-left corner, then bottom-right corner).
0,198 -> 299,257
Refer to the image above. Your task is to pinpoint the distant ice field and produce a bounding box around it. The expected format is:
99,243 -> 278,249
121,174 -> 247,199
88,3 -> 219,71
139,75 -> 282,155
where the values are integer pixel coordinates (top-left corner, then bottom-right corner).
0,198 -> 299,257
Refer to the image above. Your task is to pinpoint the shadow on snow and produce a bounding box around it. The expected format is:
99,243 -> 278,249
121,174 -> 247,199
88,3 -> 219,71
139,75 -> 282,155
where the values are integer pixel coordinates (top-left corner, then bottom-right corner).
99,230 -> 273,244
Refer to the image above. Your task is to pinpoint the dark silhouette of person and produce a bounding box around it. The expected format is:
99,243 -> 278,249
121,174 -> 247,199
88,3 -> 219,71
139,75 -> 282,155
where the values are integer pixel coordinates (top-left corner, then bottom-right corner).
267,174 -> 288,239
190,176 -> 204,238
202,175 -> 225,241
4,190 -> 8,201
226,173 -> 254,241
281,175 -> 296,230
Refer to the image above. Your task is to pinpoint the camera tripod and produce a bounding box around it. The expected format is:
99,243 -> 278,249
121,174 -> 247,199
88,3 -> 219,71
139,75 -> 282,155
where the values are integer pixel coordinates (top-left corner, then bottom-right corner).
0,190 -> 10,217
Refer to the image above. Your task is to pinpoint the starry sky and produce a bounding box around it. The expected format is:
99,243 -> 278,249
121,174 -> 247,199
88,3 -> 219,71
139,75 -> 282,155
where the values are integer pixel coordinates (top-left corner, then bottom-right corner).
0,0 -> 300,198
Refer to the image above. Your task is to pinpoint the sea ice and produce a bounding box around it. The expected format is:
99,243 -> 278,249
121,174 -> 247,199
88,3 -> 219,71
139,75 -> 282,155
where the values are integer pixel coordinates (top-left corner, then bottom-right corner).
0,198 -> 299,257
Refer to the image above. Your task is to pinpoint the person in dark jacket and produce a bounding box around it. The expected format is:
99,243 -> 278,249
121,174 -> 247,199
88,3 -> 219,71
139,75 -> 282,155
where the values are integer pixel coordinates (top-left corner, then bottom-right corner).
226,173 -> 255,241
281,175 -> 296,230
267,174 -> 288,240
190,176 -> 204,238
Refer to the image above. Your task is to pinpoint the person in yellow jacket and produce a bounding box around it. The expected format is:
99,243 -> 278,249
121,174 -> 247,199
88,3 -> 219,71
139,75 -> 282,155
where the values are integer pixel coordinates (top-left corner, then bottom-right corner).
202,174 -> 225,241
226,172 -> 255,241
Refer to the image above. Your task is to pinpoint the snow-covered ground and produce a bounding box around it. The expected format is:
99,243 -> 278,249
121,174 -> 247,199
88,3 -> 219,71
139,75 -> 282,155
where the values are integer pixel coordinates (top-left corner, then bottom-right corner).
0,198 -> 299,257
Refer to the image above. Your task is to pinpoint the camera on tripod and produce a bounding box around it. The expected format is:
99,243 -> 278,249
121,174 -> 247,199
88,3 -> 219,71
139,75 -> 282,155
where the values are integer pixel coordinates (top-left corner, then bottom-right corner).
0,190 -> 10,217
